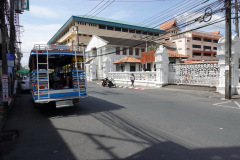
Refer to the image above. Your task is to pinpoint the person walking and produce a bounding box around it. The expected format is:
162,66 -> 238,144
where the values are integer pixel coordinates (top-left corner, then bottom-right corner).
130,73 -> 135,87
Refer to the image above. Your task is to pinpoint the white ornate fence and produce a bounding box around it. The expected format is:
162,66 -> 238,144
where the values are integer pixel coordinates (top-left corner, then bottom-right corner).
109,71 -> 157,86
168,63 -> 220,86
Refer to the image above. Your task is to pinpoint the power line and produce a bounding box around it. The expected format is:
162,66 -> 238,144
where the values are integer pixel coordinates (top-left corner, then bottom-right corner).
86,17 -> 225,59
85,0 -> 105,16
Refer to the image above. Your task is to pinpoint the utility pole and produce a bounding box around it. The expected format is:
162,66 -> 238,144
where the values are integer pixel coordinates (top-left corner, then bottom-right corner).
10,0 -> 15,95
225,0 -> 232,99
1,0 -> 9,109
235,0 -> 239,37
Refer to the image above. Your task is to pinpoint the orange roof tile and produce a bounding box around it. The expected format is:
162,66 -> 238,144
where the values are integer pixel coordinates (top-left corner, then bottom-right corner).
167,50 -> 188,58
211,31 -> 220,35
113,56 -> 141,64
160,19 -> 176,30
184,60 -> 218,63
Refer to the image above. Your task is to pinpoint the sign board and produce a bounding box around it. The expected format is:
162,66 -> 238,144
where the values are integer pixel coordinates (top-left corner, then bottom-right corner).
22,0 -> 29,10
7,54 -> 14,60
2,75 -> 8,102
49,45 -> 69,50
8,67 -> 13,73
7,53 -> 14,67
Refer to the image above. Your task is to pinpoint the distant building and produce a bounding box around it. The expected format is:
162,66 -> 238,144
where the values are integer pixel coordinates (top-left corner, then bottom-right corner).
160,20 -> 223,62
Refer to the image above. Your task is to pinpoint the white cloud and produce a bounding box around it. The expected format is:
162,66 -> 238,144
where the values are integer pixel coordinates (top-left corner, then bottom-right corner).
20,24 -> 62,66
29,5 -> 59,18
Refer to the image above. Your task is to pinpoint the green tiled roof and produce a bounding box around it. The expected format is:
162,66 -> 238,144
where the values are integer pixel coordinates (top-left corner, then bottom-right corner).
47,15 -> 166,44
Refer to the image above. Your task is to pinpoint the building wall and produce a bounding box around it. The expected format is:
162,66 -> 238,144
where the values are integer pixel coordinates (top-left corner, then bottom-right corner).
171,31 -> 222,61
52,21 -> 163,48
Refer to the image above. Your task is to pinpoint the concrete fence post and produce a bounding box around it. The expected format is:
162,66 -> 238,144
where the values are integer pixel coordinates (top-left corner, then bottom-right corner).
154,45 -> 169,87
216,34 -> 240,95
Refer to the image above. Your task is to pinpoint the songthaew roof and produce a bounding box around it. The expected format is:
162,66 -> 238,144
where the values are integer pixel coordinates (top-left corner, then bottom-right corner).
113,56 -> 141,64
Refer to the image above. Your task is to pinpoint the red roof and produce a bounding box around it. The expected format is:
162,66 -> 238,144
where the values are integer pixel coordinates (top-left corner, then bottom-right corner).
113,56 -> 141,64
160,19 -> 176,30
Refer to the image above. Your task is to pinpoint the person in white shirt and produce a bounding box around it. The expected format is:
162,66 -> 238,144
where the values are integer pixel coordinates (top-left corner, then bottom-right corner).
130,73 -> 135,87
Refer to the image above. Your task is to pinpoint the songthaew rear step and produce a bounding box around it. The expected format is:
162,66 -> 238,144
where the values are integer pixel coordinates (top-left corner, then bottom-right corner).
29,44 -> 87,108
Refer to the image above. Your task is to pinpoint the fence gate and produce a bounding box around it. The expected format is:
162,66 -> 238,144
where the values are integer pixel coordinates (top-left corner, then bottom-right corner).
168,63 -> 219,86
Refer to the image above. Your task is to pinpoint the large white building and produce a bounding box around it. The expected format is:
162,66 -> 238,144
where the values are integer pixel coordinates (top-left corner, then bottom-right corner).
85,35 -> 157,80
48,15 -> 166,49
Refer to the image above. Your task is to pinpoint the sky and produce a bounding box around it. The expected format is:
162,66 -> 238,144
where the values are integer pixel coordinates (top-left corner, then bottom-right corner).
19,0 -> 233,67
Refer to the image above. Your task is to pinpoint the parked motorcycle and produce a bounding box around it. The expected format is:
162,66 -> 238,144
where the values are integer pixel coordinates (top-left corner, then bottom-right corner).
102,77 -> 116,88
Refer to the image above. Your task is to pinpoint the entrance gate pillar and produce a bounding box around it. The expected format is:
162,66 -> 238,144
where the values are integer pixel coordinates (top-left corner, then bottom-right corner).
155,45 -> 169,87
216,35 -> 240,95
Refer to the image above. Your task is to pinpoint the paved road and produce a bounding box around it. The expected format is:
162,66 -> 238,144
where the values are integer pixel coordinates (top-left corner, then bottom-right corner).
1,82 -> 240,160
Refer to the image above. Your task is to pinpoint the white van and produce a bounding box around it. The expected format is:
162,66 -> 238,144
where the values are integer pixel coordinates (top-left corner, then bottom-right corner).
21,76 -> 31,91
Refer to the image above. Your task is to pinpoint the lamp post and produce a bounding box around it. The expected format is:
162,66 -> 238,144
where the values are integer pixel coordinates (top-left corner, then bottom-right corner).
68,36 -> 75,51
73,26 -> 79,51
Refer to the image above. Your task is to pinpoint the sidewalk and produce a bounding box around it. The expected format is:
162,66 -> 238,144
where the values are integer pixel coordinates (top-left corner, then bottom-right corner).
0,92 -> 15,134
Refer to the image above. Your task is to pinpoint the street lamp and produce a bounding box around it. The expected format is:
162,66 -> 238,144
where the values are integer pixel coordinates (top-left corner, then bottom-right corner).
68,36 -> 75,51
73,26 -> 79,51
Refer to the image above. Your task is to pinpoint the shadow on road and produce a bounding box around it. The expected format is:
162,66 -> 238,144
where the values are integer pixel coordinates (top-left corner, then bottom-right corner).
1,92 -> 240,160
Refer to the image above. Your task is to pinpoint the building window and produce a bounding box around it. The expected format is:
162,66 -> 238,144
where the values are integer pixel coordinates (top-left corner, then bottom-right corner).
142,31 -> 147,35
192,44 -> 201,48
135,48 -> 139,56
122,28 -> 128,32
99,25 -> 106,29
172,41 -> 175,44
115,27 -> 121,31
204,46 -> 211,50
116,47 -> 120,55
154,33 -> 159,36
136,30 -> 141,34
123,48 -> 127,55
129,47 -> 133,55
129,29 -> 135,33
178,40 -> 182,42
141,48 -> 145,53
204,38 -> 212,42
213,40 -> 218,43
187,48 -> 190,50
193,52 -> 201,56
193,37 -> 201,41
213,47 -> 217,50
203,53 -> 211,56
107,26 -> 114,30
187,40 -> 190,42
148,32 -> 153,35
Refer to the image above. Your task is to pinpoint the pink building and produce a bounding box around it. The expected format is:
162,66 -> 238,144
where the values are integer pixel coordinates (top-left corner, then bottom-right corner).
160,20 -> 223,62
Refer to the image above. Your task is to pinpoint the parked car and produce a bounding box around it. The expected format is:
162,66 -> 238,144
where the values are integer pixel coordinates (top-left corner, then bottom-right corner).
20,76 -> 31,91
